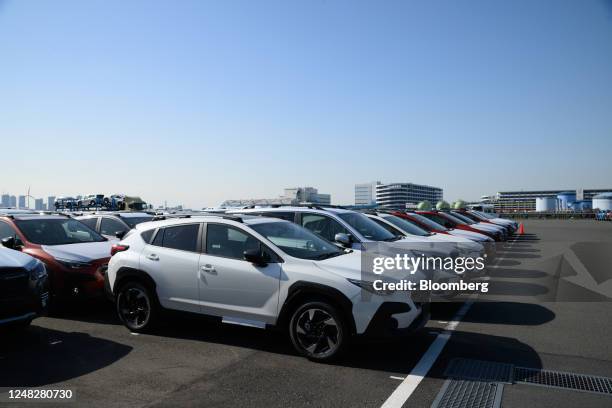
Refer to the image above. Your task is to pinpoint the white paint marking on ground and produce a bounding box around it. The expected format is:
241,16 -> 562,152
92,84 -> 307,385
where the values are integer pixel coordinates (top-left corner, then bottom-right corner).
389,376 -> 406,381
130,332 -> 140,336
380,300 -> 473,408
49,340 -> 62,345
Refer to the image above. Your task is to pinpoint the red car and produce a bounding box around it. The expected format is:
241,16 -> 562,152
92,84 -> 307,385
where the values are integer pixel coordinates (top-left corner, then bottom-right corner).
0,212 -> 112,299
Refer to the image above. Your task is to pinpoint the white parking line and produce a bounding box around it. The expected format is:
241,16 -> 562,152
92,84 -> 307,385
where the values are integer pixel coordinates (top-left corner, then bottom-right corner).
380,300 -> 473,408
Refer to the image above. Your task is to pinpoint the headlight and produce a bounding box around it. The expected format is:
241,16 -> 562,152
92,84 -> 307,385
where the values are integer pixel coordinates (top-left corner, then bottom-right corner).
30,261 -> 47,280
347,278 -> 394,295
57,258 -> 92,269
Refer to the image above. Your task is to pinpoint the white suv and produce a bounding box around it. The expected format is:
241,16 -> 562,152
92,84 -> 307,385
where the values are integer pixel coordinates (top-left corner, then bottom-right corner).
106,214 -> 428,361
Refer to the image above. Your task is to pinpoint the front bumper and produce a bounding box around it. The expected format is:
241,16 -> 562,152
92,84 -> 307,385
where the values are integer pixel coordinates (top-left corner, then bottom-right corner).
361,301 -> 430,338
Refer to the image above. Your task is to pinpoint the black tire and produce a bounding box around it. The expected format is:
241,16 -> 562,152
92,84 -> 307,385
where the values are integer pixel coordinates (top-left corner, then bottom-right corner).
289,301 -> 348,362
14,319 -> 32,330
116,281 -> 159,333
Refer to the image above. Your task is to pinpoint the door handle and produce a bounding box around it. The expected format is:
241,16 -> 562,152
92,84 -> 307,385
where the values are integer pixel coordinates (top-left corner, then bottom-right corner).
147,254 -> 159,261
200,264 -> 216,274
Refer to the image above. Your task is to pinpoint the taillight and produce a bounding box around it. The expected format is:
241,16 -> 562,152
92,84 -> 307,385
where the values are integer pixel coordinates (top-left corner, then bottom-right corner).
111,244 -> 130,256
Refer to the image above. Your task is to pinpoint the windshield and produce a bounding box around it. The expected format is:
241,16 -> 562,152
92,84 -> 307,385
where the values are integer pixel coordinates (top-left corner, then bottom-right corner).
381,215 -> 431,237
437,212 -> 466,225
121,216 -> 154,228
337,212 -> 396,241
407,213 -> 449,232
250,221 -> 344,260
450,212 -> 476,224
15,218 -> 106,245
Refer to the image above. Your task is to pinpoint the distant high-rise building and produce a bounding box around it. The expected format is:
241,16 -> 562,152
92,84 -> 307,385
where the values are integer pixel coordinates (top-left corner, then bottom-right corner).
48,196 -> 56,211
18,195 -> 26,208
355,182 -> 380,205
34,198 -> 44,211
9,196 -> 17,207
1,194 -> 9,207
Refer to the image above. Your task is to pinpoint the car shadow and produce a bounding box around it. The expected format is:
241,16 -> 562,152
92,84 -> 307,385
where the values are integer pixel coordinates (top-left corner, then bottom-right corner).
487,268 -> 548,279
49,298 -> 120,325
432,301 -> 555,326
0,326 -> 132,387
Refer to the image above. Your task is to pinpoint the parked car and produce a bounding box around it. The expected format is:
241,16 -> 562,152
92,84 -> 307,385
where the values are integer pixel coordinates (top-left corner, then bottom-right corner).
416,211 -> 505,241
0,211 -> 112,299
0,246 -> 49,329
447,210 -> 509,238
107,214 -> 429,361
54,196 -> 77,210
77,194 -> 106,208
391,211 -> 495,243
465,210 -> 518,232
76,212 -> 155,240
361,211 -> 485,256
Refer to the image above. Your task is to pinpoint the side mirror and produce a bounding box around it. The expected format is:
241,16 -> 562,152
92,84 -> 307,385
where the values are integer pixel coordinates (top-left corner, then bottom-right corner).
115,230 -> 127,239
1,237 -> 22,250
243,248 -> 268,267
334,233 -> 352,247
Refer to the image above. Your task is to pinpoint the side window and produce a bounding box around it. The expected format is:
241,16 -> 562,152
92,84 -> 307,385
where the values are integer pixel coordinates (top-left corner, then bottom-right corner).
100,218 -> 127,236
151,228 -> 164,247
141,229 -> 155,243
301,214 -> 348,242
0,221 -> 17,240
206,224 -> 261,260
161,224 -> 199,252
79,217 -> 99,231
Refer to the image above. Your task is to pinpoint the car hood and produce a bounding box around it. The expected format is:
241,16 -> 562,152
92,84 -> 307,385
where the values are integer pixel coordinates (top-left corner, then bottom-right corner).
0,247 -> 35,268
448,229 -> 491,242
313,250 -> 363,280
42,241 -> 113,262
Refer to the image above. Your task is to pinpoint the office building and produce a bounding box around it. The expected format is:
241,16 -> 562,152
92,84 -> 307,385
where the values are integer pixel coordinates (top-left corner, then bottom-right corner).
34,198 -> 44,211
48,196 -> 56,211
375,182 -> 443,210
355,182 -> 380,206
9,196 -> 16,207
18,195 -> 26,208
1,194 -> 9,207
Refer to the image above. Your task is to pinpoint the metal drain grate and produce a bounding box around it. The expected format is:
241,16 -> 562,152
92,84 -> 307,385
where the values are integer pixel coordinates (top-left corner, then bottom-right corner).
444,358 -> 514,384
431,380 -> 503,408
514,367 -> 612,395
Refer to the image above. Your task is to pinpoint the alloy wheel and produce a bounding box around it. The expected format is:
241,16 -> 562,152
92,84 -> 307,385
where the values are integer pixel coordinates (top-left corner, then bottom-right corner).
294,308 -> 340,358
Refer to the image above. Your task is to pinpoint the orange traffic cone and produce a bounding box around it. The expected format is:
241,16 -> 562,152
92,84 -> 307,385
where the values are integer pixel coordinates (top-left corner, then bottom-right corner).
518,223 -> 524,235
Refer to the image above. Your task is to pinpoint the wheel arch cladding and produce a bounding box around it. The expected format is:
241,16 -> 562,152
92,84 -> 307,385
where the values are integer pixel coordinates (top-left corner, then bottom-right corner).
114,267 -> 157,293
278,281 -> 356,335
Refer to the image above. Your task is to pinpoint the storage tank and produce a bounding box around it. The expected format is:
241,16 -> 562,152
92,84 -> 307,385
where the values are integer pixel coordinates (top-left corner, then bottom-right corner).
592,193 -> 612,211
535,197 -> 557,212
557,192 -> 576,210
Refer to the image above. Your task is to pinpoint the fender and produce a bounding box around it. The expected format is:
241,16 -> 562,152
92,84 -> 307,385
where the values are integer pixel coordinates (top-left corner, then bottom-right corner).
113,267 -> 157,294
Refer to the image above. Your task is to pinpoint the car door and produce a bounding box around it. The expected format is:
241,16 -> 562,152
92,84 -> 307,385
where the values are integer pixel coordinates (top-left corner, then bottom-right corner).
198,222 -> 282,325
140,223 -> 202,313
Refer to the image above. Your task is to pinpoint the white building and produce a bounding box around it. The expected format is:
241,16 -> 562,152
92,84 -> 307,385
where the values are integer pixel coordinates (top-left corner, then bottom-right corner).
376,182 -> 443,210
221,187 -> 331,208
354,182 -> 380,205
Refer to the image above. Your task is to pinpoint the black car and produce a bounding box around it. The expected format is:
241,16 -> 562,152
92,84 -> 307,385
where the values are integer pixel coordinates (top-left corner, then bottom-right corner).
0,246 -> 49,329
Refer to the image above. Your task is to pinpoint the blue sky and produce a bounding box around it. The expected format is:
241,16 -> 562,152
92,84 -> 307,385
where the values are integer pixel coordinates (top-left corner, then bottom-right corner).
1,0 -> 611,208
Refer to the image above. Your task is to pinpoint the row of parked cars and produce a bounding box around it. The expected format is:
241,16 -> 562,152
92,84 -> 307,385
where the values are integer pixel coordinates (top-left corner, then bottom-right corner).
54,194 -> 148,211
0,205 -> 515,361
